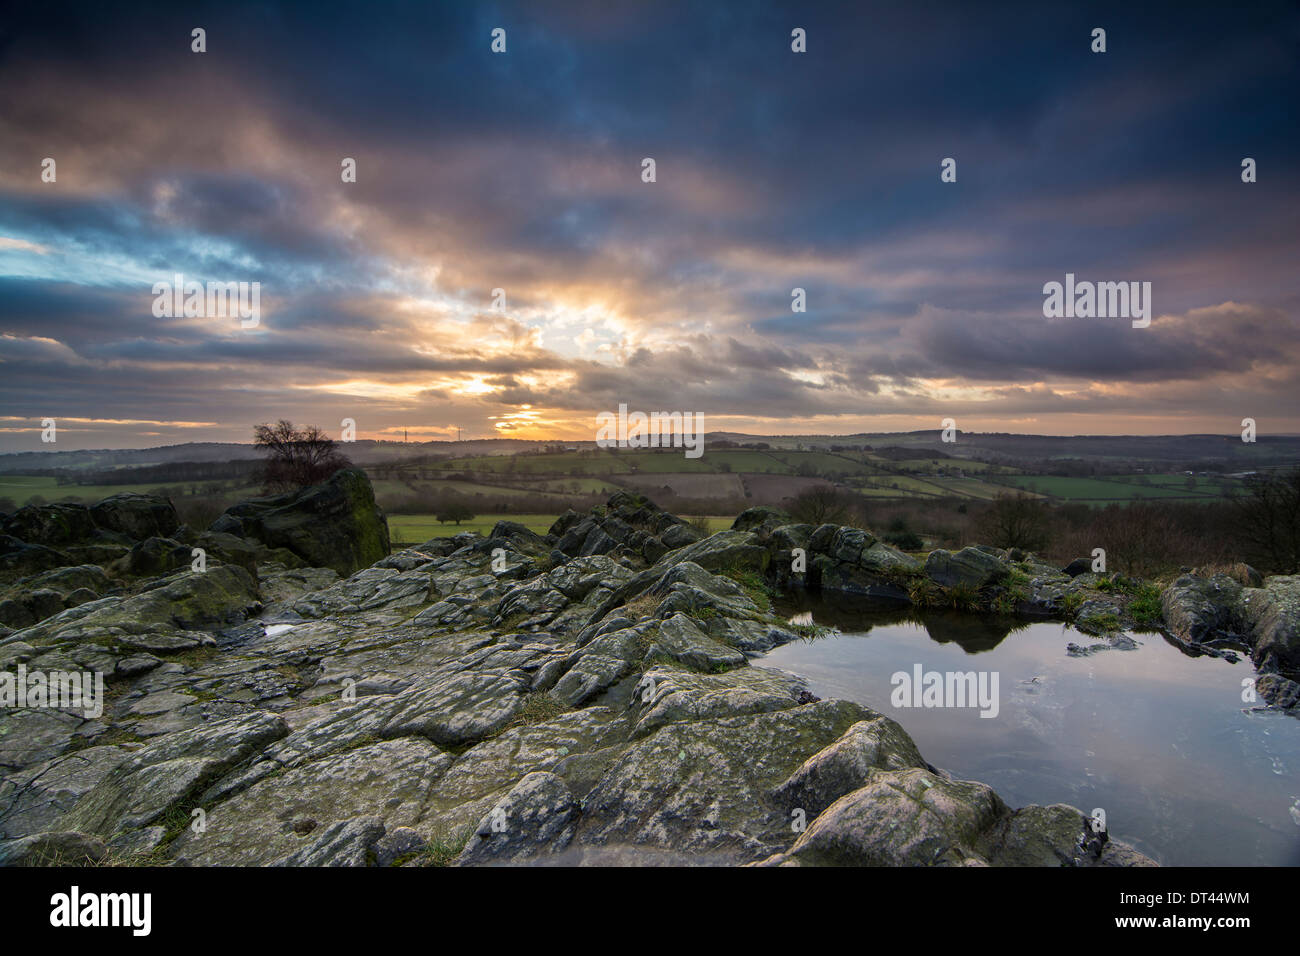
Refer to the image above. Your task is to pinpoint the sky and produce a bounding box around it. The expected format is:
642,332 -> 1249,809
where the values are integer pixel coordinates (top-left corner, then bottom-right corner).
0,0 -> 1298,452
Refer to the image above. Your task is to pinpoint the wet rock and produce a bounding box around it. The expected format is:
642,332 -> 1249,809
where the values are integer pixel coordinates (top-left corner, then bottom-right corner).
259,565 -> 340,605
925,547 -> 1009,589
1162,573 -> 1244,645
1239,575 -> 1300,671
553,626 -> 646,706
0,745 -> 130,839
987,804 -> 1157,867
731,507 -> 792,540
0,537 -> 71,579
12,565 -> 260,646
374,826 -> 426,867
63,588 -> 100,609
770,716 -> 927,817
0,709 -> 87,772
193,531 -> 264,575
769,767 -> 1007,866
576,699 -> 872,861
630,664 -> 811,739
1073,599 -> 1124,635
644,613 -> 745,671
379,671 -> 527,746
170,737 -> 449,865
1257,673 -> 1300,710
0,598 -> 34,628
1066,634 -> 1140,657
61,712 -> 289,837
22,564 -> 113,596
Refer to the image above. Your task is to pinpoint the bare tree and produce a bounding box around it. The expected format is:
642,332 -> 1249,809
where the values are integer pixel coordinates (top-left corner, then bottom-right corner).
253,420 -> 352,492
1232,467 -> 1300,573
789,486 -> 861,526
976,492 -> 1051,551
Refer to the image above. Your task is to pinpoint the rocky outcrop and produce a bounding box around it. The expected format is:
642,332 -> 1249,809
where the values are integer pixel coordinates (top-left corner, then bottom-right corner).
0,494 -> 183,590
549,492 -> 701,563
1161,572 -> 1300,709
89,493 -> 181,541
213,468 -> 389,577
0,491 -> 1165,867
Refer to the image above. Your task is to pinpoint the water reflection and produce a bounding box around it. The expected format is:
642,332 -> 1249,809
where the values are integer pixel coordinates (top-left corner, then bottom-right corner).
768,593 -> 1300,867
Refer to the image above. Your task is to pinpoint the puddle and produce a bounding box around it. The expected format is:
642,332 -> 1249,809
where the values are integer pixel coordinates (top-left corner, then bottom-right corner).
763,595 -> 1300,866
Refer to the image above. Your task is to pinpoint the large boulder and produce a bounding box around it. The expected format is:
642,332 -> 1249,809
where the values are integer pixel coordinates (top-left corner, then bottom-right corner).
0,535 -> 70,579
212,468 -> 389,576
731,507 -> 792,540
1239,575 -> 1300,672
124,536 -> 192,576
1161,573 -> 1244,645
0,502 -> 97,547
89,492 -> 180,541
924,547 -> 1009,589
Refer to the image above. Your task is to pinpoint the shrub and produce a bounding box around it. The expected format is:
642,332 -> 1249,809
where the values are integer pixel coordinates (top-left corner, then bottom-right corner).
883,530 -> 924,550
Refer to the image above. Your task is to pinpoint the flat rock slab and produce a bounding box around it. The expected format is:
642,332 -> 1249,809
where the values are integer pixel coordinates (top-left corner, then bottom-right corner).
574,699 -> 872,861
379,671 -> 527,746
171,738 -> 451,865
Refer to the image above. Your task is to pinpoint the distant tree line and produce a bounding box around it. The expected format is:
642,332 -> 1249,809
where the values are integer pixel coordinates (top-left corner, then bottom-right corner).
69,459 -> 262,486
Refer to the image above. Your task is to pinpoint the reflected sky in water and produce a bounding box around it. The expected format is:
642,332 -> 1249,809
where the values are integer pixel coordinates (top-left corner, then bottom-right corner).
765,596 -> 1300,866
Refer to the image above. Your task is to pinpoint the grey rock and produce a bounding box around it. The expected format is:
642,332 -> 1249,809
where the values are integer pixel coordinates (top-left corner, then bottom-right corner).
456,772 -> 579,865
0,830 -> 107,866
925,547 -> 1009,589
214,468 -> 389,576
273,815 -> 386,866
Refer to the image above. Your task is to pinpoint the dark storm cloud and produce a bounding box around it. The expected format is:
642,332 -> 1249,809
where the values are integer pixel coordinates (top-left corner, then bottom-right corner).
0,0 -> 1297,447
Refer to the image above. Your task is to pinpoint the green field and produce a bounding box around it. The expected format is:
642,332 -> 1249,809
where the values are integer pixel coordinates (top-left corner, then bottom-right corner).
0,474 -> 258,507
386,512 -> 736,548
427,448 -> 859,477
387,513 -> 559,544
991,474 -> 1238,501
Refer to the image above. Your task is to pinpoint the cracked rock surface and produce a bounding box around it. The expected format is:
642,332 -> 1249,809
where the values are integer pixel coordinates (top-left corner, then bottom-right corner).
0,487 -> 1178,866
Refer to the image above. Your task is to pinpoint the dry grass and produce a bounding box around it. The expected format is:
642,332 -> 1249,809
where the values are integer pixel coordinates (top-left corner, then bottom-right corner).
1191,561 -> 1259,585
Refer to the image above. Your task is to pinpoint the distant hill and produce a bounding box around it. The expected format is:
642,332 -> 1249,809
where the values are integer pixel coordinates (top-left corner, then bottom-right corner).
2,431 -> 1297,473
0,437 -> 548,472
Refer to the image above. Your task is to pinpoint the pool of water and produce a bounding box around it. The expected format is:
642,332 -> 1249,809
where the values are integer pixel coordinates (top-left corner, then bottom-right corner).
764,594 -> 1300,867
